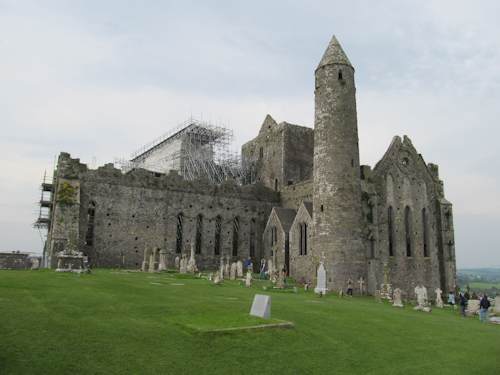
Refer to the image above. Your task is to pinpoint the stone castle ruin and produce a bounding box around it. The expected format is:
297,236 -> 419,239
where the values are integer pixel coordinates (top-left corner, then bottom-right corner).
36,36 -> 456,298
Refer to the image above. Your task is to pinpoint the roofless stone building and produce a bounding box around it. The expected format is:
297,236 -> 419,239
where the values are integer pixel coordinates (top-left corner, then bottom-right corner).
38,36 -> 456,297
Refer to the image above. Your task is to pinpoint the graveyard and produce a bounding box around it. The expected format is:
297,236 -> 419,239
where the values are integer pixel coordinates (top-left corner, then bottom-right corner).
1,270 -> 499,375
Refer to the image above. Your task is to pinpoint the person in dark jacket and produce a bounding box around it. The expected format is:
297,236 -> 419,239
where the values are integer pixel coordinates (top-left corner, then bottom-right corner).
479,294 -> 491,322
459,292 -> 468,317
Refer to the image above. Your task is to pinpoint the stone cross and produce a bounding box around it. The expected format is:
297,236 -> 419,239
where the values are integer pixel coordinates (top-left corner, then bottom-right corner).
158,249 -> 167,272
358,276 -> 365,295
435,288 -> 444,308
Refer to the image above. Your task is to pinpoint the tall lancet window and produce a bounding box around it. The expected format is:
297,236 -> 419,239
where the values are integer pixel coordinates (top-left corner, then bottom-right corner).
388,206 -> 394,256
232,216 -> 239,256
214,215 -> 222,255
175,213 -> 183,254
405,206 -> 412,257
195,214 -> 203,254
422,208 -> 429,257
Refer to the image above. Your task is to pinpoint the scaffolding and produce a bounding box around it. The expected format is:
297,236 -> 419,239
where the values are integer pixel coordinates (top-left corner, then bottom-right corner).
116,117 -> 244,184
34,171 -> 53,230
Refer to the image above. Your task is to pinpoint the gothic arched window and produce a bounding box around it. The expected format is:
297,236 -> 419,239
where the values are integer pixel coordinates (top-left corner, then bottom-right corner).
175,213 -> 183,253
195,214 -> 203,254
422,208 -> 429,257
388,206 -> 394,256
214,215 -> 222,255
405,206 -> 412,257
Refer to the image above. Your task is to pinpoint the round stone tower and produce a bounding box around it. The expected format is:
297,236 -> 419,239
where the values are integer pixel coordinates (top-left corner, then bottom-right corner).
312,36 -> 366,290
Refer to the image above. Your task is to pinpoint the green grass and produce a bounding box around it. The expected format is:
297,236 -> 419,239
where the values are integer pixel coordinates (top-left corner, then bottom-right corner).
1,270 -> 499,375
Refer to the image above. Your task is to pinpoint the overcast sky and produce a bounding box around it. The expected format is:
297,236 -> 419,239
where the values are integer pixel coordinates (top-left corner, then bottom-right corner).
1,0 -> 499,268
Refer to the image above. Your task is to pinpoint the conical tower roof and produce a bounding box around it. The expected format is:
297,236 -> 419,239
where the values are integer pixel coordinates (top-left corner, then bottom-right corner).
317,35 -> 353,70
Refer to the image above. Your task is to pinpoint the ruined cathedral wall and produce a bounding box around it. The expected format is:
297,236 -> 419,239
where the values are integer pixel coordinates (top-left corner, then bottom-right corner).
282,125 -> 314,185
241,125 -> 284,191
280,180 -> 313,209
289,208 -> 314,283
50,153 -> 279,269
371,163 -> 444,300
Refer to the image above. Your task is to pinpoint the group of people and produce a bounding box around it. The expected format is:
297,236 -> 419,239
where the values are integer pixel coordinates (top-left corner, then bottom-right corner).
448,290 -> 492,322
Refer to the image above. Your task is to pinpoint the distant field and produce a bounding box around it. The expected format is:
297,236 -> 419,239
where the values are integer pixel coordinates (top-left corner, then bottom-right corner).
1,270 -> 499,375
468,282 -> 500,290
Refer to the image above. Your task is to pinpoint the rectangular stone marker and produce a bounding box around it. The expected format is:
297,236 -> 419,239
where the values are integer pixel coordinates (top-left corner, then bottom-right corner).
494,296 -> 500,315
250,294 -> 271,319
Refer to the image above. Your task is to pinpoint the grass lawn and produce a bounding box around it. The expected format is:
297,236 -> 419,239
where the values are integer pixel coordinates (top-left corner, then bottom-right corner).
1,270 -> 499,375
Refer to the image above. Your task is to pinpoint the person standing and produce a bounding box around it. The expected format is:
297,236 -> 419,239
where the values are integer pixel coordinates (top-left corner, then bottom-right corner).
346,278 -> 353,296
459,292 -> 468,317
448,291 -> 456,309
479,294 -> 491,323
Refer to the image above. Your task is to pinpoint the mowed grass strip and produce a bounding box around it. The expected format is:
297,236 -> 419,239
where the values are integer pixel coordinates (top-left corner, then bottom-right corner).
0,270 -> 499,375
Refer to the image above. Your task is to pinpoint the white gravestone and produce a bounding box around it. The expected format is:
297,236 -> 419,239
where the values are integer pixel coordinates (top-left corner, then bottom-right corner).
219,257 -> 225,280
230,262 -> 237,280
435,288 -> 444,308
158,250 -> 167,272
179,254 -> 187,274
187,244 -> 197,273
414,285 -> 431,312
236,260 -> 244,278
392,288 -> 404,307
314,261 -> 328,295
245,269 -> 252,287
250,294 -> 271,319
174,256 -> 180,269
494,296 -> 500,315
466,299 -> 480,316
224,256 -> 230,278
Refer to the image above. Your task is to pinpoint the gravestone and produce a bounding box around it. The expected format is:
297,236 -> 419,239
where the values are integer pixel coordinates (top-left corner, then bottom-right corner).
141,247 -> 150,272
493,296 -> 500,315
466,299 -> 480,316
179,254 -> 187,274
236,260 -> 243,278
358,277 -> 365,296
314,260 -> 328,295
414,285 -> 431,312
230,262 -> 237,280
250,294 -> 271,319
30,257 -> 40,270
224,256 -> 230,278
187,244 -> 197,273
392,288 -> 403,307
219,256 -> 225,280
158,250 -> 167,272
245,269 -> 252,287
435,288 -> 444,308
174,256 -> 180,269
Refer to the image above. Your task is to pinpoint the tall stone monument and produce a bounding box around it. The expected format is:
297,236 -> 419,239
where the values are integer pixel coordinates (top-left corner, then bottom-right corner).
314,255 -> 328,295
312,35 -> 366,292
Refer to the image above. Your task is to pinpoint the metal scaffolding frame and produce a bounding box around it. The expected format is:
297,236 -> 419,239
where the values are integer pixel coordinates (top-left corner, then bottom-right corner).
116,118 -> 244,184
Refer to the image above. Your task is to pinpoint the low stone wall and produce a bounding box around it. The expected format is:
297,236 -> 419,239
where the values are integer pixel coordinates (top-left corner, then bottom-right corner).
0,252 -> 32,270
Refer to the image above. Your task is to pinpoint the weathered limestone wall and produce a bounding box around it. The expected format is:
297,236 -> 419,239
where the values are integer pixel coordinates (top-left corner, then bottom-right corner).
46,153 -> 279,270
282,124 -> 314,186
241,116 -> 313,192
280,180 -> 312,209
